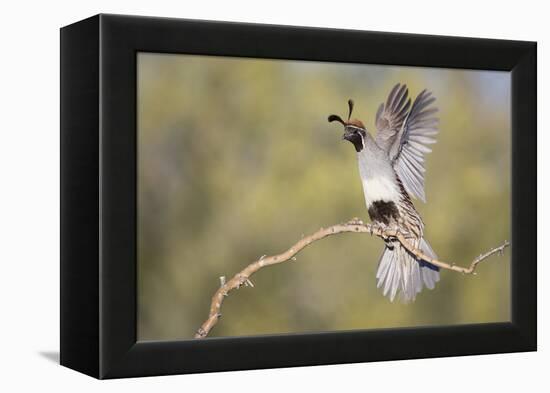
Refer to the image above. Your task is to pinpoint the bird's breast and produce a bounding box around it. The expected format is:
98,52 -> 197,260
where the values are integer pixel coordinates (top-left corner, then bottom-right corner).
360,175 -> 401,208
356,147 -> 401,209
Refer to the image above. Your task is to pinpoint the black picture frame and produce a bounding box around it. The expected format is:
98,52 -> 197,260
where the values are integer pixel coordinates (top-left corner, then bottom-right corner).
60,14 -> 536,379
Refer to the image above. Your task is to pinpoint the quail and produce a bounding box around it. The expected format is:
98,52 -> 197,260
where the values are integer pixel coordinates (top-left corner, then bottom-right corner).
329,84 -> 440,302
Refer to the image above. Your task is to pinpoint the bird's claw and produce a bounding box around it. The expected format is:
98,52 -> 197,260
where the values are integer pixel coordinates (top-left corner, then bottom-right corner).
372,222 -> 389,239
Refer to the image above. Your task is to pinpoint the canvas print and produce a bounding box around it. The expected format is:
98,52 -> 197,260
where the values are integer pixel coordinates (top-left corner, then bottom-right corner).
137,53 -> 511,341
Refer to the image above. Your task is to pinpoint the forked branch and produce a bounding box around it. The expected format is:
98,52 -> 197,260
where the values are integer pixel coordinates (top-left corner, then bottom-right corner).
194,218 -> 509,339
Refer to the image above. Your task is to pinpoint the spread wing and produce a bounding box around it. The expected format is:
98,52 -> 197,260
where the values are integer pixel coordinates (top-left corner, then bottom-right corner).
375,84 -> 439,202
375,83 -> 411,152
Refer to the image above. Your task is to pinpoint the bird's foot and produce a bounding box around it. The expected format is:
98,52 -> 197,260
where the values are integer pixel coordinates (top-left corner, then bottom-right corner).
372,222 -> 389,238
388,224 -> 401,238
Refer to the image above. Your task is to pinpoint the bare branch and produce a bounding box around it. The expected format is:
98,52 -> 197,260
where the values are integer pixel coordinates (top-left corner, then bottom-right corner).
194,218 -> 509,339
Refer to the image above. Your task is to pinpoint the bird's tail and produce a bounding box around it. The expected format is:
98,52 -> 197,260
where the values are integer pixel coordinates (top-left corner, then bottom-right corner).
375,238 -> 440,302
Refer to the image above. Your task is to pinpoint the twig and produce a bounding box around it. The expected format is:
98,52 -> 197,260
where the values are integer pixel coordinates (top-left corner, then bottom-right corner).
194,219 -> 509,338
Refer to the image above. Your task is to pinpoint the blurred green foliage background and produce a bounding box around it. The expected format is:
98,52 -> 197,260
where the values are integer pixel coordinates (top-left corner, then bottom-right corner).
137,53 -> 511,341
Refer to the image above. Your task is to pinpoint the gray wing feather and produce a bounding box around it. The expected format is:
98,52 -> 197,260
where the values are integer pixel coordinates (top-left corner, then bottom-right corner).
375,83 -> 411,152
376,85 -> 439,202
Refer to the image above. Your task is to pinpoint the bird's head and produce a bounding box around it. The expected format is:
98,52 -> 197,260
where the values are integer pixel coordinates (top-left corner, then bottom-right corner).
328,99 -> 366,152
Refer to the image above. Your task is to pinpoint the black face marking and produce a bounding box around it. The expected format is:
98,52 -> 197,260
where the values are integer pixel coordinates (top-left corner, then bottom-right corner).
343,127 -> 366,152
368,200 -> 400,225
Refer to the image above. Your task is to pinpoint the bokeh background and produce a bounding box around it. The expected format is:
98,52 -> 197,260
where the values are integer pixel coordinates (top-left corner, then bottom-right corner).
137,53 -> 511,341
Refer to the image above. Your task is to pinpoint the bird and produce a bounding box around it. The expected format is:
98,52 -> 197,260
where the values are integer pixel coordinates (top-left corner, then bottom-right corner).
328,83 -> 440,302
